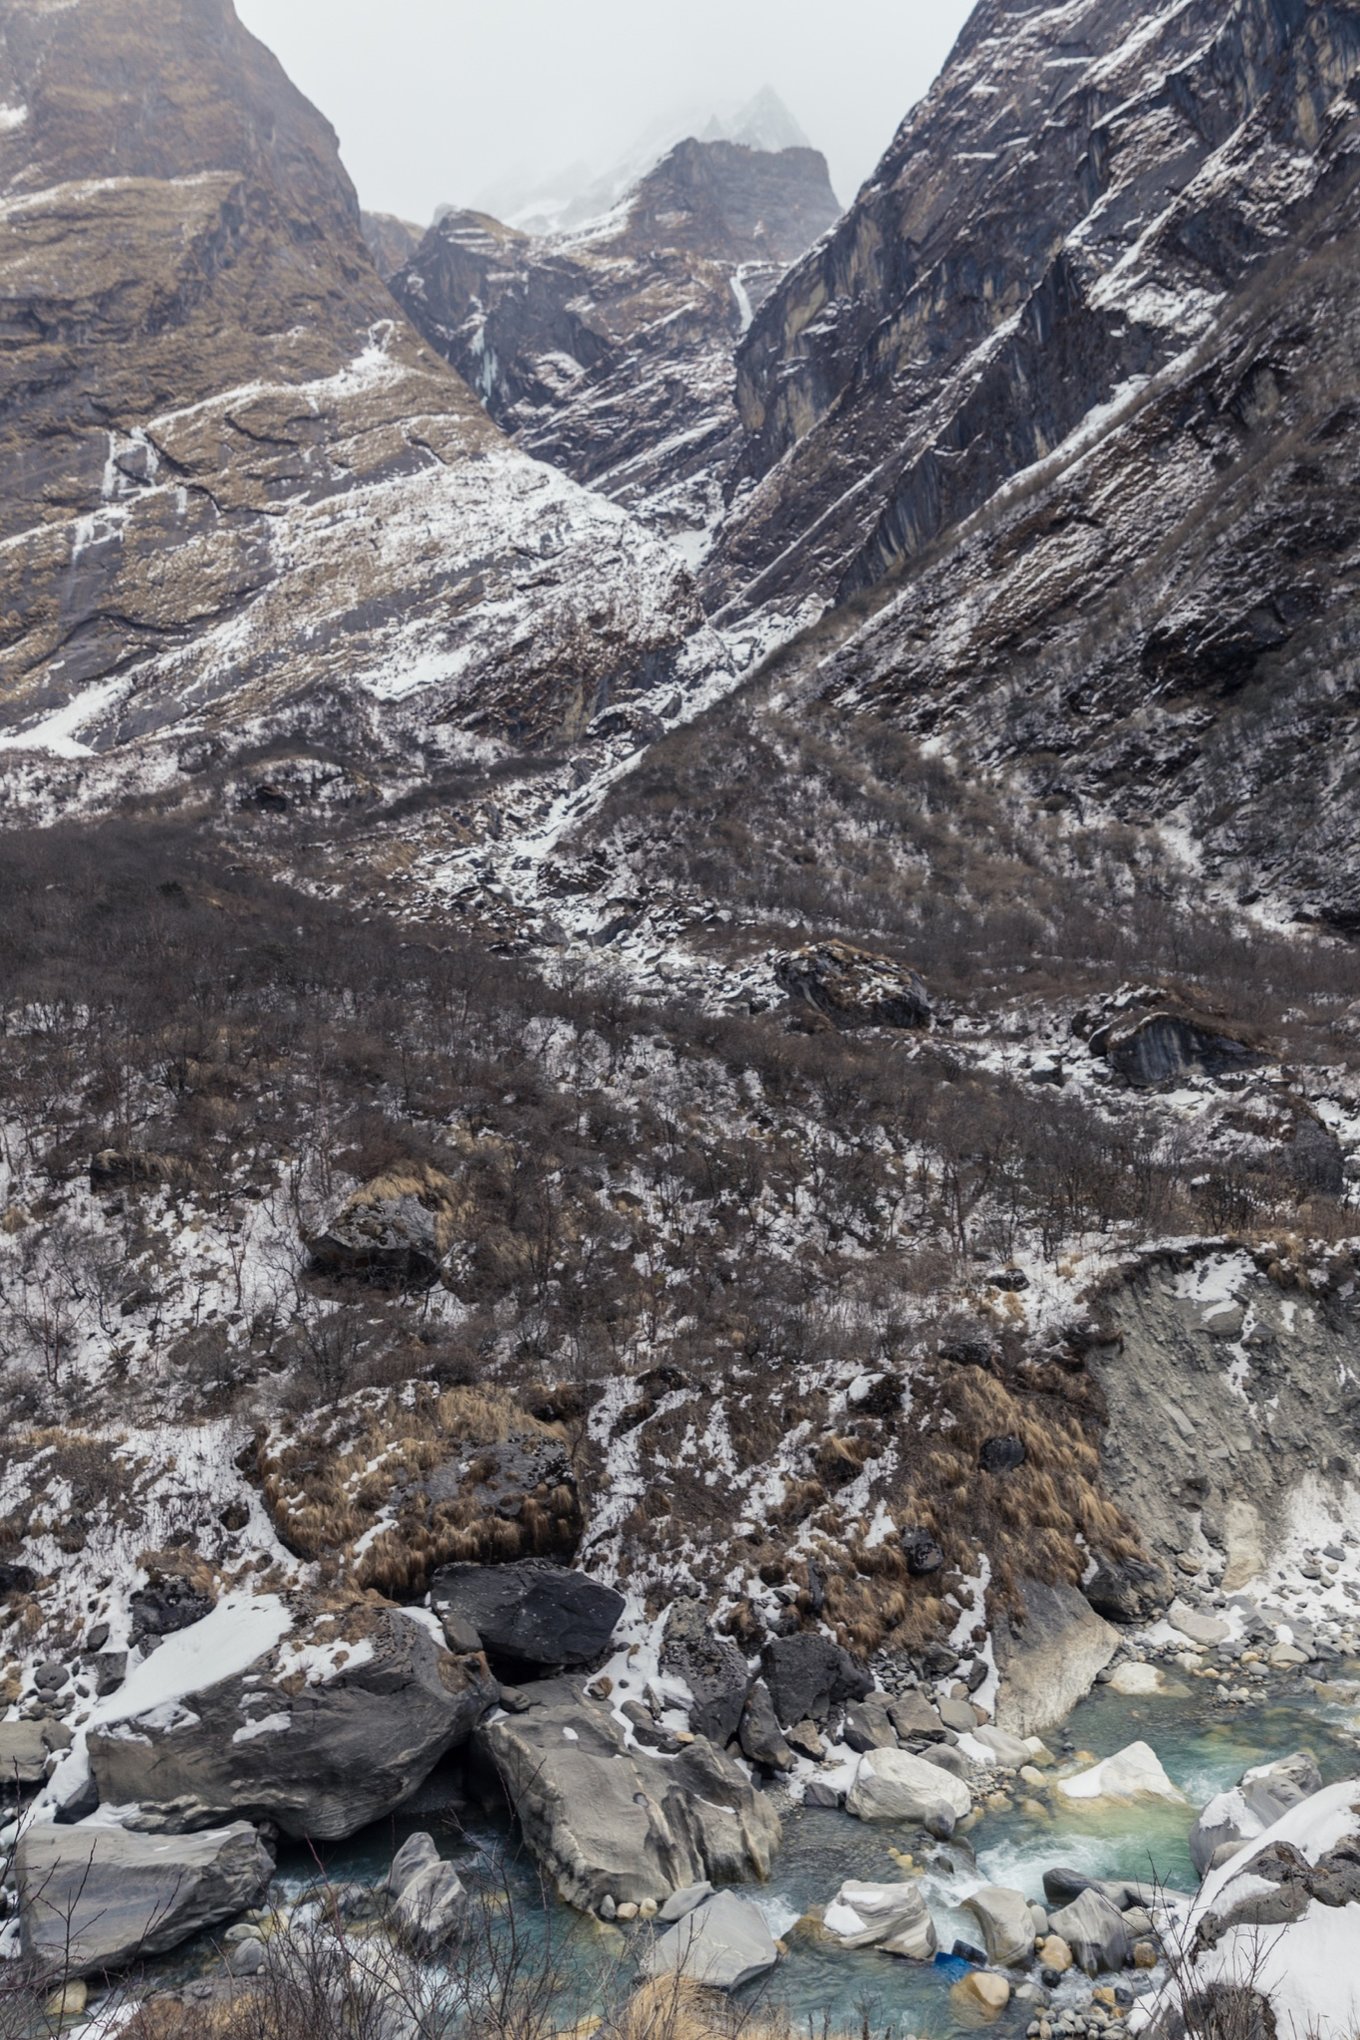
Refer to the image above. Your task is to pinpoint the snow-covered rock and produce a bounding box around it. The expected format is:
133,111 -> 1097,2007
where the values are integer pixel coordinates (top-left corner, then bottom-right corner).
1059,1740 -> 1186,1805
1157,1779 -> 1360,2038
86,1600 -> 495,1839
1189,1752 -> 1325,1878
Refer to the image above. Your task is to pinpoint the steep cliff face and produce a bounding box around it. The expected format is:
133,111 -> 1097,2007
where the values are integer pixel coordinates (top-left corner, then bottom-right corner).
362,209 -> 424,278
0,0 -> 712,783
702,0 -> 1360,924
392,139 -> 842,543
716,0 -> 1360,609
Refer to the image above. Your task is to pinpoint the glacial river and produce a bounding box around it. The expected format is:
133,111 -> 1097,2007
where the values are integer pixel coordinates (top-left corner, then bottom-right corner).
273,1678 -> 1360,2038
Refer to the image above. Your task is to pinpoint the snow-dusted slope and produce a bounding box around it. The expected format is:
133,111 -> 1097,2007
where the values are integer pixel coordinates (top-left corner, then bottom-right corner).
0,0 -> 717,788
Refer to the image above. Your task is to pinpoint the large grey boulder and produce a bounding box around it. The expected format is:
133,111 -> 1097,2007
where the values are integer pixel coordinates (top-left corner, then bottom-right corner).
89,1608 -> 496,1840
475,1679 -> 780,1911
1046,1888 -> 1134,1977
1189,1751 -> 1324,1877
386,1831 -> 466,1953
662,1600 -> 750,1745
823,1879 -> 937,1960
846,1747 -> 972,1836
963,1885 -> 1035,1967
0,1718 -> 72,1785
18,1821 -> 272,1977
640,1892 -> 779,1991
760,1632 -> 871,1728
774,942 -> 931,1031
430,1561 -> 624,1672
993,1579 -> 1118,1737
306,1164 -> 458,1289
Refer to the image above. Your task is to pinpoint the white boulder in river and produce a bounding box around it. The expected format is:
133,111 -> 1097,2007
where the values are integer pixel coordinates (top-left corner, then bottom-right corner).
641,1892 -> 779,1991
1058,1740 -> 1186,1804
847,1747 -> 972,1835
822,1880 -> 937,1959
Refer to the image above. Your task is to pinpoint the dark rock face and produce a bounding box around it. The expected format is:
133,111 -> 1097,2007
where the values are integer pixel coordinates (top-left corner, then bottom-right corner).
306,1164 -> 459,1290
129,1578 -> 215,1645
429,1561 -> 624,1673
88,1608 -> 497,1840
978,1435 -> 1026,1475
901,1530 -> 945,1578
0,0 -> 708,785
662,1600 -> 752,1745
738,1681 -> 794,1772
1084,1554 -> 1170,1627
363,209 -> 423,278
18,1821 -> 273,1977
759,1632 -> 871,1728
1100,1012 -> 1257,1089
774,942 -> 931,1030
708,0 -> 1360,922
392,139 -> 840,544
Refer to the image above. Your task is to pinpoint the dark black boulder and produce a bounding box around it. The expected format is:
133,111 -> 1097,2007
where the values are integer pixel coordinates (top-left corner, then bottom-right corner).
430,1561 -> 624,1675
760,1632 -> 871,1728
978,1435 -> 1026,1475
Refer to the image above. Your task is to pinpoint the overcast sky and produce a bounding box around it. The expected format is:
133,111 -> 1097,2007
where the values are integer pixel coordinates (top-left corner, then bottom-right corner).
235,0 -> 978,225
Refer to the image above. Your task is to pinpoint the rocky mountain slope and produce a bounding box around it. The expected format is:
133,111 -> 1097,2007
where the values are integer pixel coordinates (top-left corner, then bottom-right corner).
703,0 -> 1360,925
392,137 -> 841,545
3,4 -> 1360,2030
0,0 -> 715,797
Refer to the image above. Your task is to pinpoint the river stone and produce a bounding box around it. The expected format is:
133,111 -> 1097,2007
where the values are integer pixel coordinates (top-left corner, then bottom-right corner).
823,1879 -> 937,1959
474,1679 -> 780,1911
386,1831 -> 466,1953
18,1821 -> 272,1977
1058,1741 -> 1186,1804
641,1891 -> 778,1991
1045,1889 -> 1134,1977
88,1607 -> 496,1840
430,1561 -> 624,1672
0,1718 -> 73,1785
964,1884 -> 1035,1967
1189,1751 -> 1324,1876
993,1580 -> 1118,1737
846,1747 -> 972,1835
1169,1600 -> 1231,1648
661,1600 -> 750,1745
887,1690 -> 948,1743
951,1970 -> 1011,2016
843,1692 -> 898,1752
660,1881 -> 713,1922
972,1725 -> 1031,1767
1038,1932 -> 1073,1972
760,1633 -> 872,1727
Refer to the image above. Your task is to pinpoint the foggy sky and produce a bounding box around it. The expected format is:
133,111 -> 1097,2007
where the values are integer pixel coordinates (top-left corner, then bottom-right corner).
234,0 -> 978,225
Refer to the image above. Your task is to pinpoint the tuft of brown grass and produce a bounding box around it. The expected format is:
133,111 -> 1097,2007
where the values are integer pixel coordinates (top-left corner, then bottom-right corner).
256,1383 -> 584,1595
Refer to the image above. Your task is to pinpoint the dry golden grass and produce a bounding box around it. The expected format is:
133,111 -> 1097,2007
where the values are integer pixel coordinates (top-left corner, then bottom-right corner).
258,1383 -> 583,1595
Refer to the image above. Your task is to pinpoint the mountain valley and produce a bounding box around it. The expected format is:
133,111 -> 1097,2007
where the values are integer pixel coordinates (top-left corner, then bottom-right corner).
2,0 -> 1360,2033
